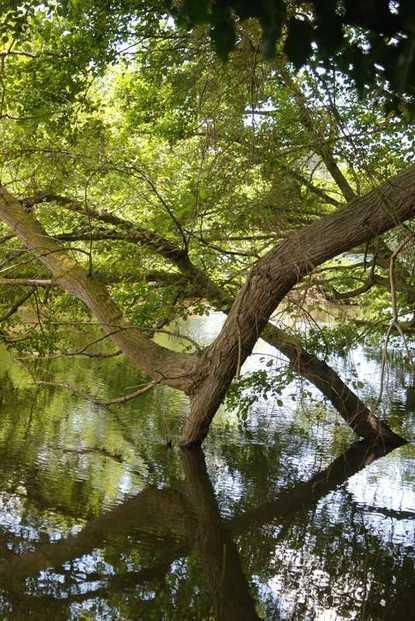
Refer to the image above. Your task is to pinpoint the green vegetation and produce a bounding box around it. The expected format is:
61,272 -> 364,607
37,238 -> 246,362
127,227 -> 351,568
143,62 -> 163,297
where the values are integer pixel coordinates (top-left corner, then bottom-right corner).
0,2 -> 415,444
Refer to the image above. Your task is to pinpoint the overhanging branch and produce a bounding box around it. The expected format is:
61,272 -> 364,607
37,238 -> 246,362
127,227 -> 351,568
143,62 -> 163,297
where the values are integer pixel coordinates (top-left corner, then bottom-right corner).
0,185 -> 198,393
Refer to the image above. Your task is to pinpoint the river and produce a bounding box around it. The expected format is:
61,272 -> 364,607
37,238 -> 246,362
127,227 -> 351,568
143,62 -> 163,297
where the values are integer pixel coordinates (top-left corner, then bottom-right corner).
0,312 -> 413,620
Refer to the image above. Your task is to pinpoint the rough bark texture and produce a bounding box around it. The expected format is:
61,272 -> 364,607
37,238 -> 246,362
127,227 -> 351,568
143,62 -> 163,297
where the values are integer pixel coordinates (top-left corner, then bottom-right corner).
3,209 -> 397,443
26,191 -> 399,442
182,166 -> 415,445
2,164 -> 415,447
260,325 -> 403,443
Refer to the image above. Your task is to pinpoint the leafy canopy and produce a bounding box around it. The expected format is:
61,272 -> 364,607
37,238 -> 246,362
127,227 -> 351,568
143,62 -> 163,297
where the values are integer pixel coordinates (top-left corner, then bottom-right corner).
171,0 -> 415,109
2,1 -> 415,112
0,1 -> 415,421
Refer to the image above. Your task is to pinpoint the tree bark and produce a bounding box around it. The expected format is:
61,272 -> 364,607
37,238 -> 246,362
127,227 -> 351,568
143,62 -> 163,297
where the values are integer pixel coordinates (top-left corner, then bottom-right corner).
2,165 -> 415,447
182,165 -> 415,445
0,185 -> 198,392
260,325 -> 403,443
51,194 -> 403,443
24,191 -> 231,307
3,222 -> 400,443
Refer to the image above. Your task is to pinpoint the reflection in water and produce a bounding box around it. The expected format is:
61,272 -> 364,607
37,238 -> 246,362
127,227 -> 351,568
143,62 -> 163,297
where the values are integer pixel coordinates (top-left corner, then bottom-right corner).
0,322 -> 413,619
0,436 -> 406,620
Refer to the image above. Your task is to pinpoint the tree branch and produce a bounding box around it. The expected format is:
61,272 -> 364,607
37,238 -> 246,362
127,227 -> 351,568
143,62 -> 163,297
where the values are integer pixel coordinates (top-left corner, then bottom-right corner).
33,379 -> 159,406
0,185 -> 198,392
182,165 -> 415,445
0,287 -> 35,322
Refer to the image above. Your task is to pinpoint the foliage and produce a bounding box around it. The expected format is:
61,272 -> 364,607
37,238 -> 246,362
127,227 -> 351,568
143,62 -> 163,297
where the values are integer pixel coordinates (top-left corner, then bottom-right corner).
2,1 -> 415,113
169,0 -> 415,112
226,364 -> 298,426
0,5 -> 414,416
0,7 -> 414,616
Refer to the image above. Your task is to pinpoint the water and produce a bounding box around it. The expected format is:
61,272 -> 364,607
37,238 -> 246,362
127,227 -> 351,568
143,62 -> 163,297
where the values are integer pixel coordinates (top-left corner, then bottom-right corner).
0,313 -> 414,620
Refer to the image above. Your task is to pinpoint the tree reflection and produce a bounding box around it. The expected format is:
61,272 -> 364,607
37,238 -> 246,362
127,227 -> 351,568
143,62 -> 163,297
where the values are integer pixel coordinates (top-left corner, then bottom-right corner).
0,437 -> 406,619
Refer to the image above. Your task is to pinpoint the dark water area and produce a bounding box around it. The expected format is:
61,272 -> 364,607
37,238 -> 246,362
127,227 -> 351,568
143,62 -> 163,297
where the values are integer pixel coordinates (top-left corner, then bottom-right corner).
0,313 -> 414,620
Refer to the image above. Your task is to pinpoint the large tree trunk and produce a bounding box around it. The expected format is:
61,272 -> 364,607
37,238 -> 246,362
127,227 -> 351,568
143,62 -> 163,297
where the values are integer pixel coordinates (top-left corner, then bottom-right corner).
29,191 -> 402,443
1,166 -> 415,447
1,238 -> 399,444
260,325 -> 403,444
182,166 -> 415,445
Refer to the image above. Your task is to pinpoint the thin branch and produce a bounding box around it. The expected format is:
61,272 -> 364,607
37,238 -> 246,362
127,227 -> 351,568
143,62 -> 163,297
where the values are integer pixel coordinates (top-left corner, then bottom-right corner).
0,277 -> 54,287
0,287 -> 35,322
19,350 -> 121,360
32,379 -> 159,406
374,234 -> 413,411
279,162 -> 343,207
324,275 -> 376,301
153,329 -> 203,352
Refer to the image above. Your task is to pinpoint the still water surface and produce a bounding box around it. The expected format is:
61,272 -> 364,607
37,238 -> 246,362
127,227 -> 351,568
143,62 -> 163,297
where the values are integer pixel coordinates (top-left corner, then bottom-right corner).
0,312 -> 414,620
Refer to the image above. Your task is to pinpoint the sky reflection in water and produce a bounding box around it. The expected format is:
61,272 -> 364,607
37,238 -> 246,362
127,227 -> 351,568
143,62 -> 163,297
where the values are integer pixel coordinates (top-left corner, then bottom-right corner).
0,312 -> 413,620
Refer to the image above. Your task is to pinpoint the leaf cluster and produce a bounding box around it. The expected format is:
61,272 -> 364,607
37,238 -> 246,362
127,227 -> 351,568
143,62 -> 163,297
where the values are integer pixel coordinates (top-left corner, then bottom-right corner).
169,0 -> 415,112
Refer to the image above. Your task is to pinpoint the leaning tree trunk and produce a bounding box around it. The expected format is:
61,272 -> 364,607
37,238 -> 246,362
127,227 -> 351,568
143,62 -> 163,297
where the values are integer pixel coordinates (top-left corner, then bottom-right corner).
0,185 -> 198,393
1,202 -> 400,445
1,166 -> 415,448
37,190 -> 403,444
182,166 -> 415,446
260,325 -> 404,444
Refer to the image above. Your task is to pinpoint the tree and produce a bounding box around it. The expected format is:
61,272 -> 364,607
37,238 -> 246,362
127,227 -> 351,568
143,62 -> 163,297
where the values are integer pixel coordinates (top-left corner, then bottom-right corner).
170,0 -> 415,112
3,1 -> 415,110
0,4 -> 414,446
